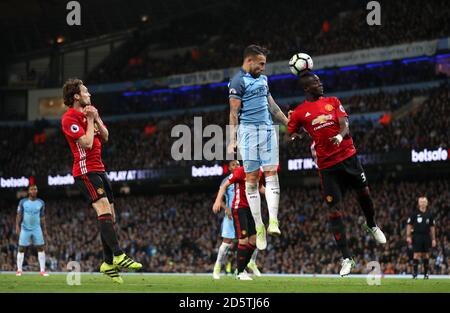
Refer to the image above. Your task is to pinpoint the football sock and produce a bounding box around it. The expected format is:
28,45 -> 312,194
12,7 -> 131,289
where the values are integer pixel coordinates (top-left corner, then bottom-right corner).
237,244 -> 249,273
216,242 -> 231,266
245,183 -> 263,228
17,252 -> 24,272
357,192 -> 376,228
265,175 -> 280,221
423,259 -> 429,275
329,211 -> 351,259
38,251 -> 46,272
250,248 -> 258,264
413,259 -> 419,276
245,243 -> 256,266
101,233 -> 114,264
97,214 -> 123,256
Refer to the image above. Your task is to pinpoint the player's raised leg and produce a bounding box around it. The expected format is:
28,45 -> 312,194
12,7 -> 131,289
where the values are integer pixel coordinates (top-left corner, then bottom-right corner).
357,187 -> 386,244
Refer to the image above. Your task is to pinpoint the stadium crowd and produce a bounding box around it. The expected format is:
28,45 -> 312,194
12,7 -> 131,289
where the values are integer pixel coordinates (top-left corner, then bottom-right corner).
0,179 -> 448,275
1,83 -> 448,178
88,0 -> 450,84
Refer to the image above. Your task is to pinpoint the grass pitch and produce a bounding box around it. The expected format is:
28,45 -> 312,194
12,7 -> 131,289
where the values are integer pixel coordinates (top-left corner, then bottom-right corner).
1,274 -> 449,293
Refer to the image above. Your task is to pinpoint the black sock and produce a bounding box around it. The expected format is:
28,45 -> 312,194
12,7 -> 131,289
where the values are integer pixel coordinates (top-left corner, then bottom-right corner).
245,243 -> 256,266
97,214 -> 123,256
101,234 -> 113,264
237,244 -> 248,273
329,211 -> 351,259
357,192 -> 376,228
413,259 -> 419,276
423,259 -> 429,275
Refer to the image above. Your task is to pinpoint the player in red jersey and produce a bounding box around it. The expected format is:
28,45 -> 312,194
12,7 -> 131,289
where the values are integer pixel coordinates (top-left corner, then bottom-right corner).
287,72 -> 387,276
61,78 -> 141,283
213,166 -> 265,280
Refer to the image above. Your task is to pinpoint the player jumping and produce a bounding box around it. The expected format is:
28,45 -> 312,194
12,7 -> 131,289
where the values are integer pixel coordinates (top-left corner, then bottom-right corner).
16,184 -> 49,277
287,72 -> 387,276
61,78 -> 142,284
212,160 -> 261,279
228,45 -> 288,250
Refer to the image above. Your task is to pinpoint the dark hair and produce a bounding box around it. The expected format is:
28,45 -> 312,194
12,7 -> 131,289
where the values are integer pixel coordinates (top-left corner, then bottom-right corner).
299,71 -> 315,89
243,44 -> 269,60
28,184 -> 37,189
63,78 -> 84,107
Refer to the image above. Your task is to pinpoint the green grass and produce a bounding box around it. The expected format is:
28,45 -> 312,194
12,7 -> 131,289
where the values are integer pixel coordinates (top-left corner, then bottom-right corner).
0,274 -> 449,293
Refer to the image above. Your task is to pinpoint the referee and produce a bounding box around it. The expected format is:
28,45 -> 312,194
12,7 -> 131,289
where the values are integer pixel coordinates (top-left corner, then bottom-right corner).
406,196 -> 436,279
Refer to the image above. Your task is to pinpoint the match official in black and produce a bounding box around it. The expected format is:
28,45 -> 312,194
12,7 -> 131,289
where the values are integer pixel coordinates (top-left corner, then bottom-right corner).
406,196 -> 436,279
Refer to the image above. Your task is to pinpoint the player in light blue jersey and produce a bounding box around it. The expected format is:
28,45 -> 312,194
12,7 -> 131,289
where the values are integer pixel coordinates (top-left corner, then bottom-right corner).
212,160 -> 261,279
228,45 -> 288,250
15,185 -> 49,276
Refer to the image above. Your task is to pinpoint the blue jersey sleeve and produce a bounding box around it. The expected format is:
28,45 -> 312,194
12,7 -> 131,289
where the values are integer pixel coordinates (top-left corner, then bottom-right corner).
39,199 -> 45,217
17,199 -> 25,215
228,75 -> 245,100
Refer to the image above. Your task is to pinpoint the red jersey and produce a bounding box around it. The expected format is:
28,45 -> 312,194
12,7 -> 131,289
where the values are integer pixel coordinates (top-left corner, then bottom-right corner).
61,108 -> 105,177
288,96 -> 357,169
228,166 -> 263,210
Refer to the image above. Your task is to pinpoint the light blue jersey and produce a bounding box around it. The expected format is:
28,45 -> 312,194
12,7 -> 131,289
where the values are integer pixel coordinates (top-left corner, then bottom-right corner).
17,198 -> 45,246
229,69 -> 272,126
229,69 -> 279,173
220,175 -> 235,239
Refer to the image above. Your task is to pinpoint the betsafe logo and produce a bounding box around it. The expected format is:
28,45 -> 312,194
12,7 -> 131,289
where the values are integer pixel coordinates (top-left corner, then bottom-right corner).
411,147 -> 449,163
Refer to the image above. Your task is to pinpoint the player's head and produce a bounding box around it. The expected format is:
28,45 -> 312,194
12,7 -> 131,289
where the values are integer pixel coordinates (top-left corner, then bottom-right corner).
228,160 -> 240,173
299,72 -> 324,97
28,184 -> 38,198
243,45 -> 268,78
418,196 -> 428,212
63,78 -> 91,108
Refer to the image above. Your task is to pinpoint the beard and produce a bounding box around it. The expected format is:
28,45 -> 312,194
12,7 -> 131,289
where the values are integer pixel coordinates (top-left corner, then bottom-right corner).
79,99 -> 90,107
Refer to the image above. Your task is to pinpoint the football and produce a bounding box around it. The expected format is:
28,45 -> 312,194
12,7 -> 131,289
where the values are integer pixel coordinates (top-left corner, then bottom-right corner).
289,53 -> 314,75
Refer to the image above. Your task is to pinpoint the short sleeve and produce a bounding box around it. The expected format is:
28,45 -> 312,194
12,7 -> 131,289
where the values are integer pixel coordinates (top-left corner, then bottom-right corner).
333,97 -> 348,118
228,75 -> 245,100
288,108 -> 302,134
17,199 -> 24,214
62,115 -> 85,140
40,200 -> 45,217
407,214 -> 414,225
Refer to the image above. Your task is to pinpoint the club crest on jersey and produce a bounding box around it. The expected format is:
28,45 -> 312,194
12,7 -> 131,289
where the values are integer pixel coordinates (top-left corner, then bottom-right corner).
312,114 -> 332,125
97,188 -> 104,195
70,124 -> 80,133
325,104 -> 333,112
326,195 -> 333,203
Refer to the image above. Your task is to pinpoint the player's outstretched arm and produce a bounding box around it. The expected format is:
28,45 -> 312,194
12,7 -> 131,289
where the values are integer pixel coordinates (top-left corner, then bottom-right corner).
267,95 -> 288,126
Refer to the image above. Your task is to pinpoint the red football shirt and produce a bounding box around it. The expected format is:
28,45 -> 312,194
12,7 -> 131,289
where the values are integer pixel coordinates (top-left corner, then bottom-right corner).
288,96 -> 357,169
61,107 -> 105,177
228,166 -> 263,209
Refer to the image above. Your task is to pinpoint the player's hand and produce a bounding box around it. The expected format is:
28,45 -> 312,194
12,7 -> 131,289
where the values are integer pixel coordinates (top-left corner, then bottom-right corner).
83,105 -> 98,120
406,237 -> 412,245
329,134 -> 343,146
432,239 -> 437,248
227,141 -> 237,155
225,207 -> 232,219
289,132 -> 303,142
212,201 -> 221,214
